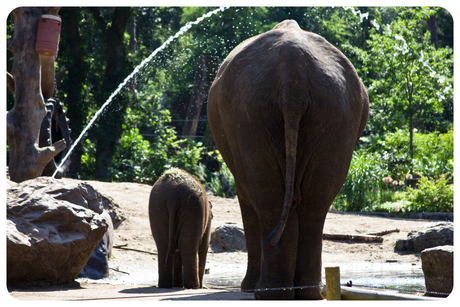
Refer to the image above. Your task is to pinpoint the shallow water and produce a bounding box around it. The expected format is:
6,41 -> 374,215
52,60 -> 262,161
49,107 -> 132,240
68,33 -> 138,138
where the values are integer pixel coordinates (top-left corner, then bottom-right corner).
325,262 -> 425,292
79,261 -> 425,294
203,262 -> 425,293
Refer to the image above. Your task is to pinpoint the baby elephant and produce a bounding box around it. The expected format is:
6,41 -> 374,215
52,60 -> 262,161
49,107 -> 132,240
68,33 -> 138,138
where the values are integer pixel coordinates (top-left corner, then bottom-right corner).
149,168 -> 212,289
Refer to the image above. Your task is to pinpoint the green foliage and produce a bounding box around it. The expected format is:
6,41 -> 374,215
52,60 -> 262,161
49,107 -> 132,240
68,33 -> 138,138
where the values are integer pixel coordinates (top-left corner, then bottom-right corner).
334,127 -> 453,212
181,7 -> 270,56
197,151 -> 237,198
352,7 -> 453,136
363,199 -> 412,215
80,139 -> 96,180
361,171 -> 454,214
322,11 -> 353,46
406,174 -> 453,212
108,104 -> 205,183
9,7 -> 453,207
372,128 -> 453,178
208,163 -> 236,198
332,150 -> 386,211
110,125 -> 152,182
108,126 -> 205,184
166,139 -> 205,179
320,7 -> 366,51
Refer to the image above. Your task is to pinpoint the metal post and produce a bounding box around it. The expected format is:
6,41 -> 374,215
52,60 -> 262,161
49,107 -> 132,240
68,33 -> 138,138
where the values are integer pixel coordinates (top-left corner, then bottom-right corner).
325,266 -> 341,300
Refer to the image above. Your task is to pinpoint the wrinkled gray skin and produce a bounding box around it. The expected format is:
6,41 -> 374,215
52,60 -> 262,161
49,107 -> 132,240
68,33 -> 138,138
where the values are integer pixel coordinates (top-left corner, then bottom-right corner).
149,168 -> 212,289
207,20 -> 369,299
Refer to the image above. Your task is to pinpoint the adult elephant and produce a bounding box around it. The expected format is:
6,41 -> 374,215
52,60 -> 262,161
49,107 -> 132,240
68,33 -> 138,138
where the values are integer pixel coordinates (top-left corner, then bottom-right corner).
207,20 -> 369,299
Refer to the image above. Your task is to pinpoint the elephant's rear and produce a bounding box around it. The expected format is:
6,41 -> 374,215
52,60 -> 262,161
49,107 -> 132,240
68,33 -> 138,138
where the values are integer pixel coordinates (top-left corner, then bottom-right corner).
207,20 -> 368,299
208,22 -> 368,206
148,168 -> 212,289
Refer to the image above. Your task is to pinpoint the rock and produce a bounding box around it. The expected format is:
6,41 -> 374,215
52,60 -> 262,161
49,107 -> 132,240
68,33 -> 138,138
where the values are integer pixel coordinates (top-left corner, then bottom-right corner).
421,245 -> 453,296
78,210 -> 114,279
218,174 -> 234,198
210,223 -> 246,252
394,222 -> 453,253
37,178 -> 126,229
47,178 -> 124,279
6,177 -> 122,284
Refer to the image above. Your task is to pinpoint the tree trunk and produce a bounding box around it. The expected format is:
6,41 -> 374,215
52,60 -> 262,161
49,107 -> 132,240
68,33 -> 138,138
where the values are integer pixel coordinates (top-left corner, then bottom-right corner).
182,55 -> 207,139
427,14 -> 438,49
40,54 -> 56,99
59,8 -> 84,178
7,7 -> 66,183
409,98 -> 414,174
203,56 -> 221,150
128,15 -> 137,52
89,7 -> 131,180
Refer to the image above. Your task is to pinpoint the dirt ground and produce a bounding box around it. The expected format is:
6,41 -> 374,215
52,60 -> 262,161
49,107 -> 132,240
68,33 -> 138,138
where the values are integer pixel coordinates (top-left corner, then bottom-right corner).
7,179 -> 435,301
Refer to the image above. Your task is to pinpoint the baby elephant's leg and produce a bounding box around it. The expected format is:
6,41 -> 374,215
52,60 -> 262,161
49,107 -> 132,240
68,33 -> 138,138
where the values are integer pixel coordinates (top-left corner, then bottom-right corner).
173,251 -> 183,287
179,248 -> 200,289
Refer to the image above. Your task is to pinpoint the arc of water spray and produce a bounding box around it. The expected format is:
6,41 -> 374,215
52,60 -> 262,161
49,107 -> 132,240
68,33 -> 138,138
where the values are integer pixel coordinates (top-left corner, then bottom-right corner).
52,6 -> 229,178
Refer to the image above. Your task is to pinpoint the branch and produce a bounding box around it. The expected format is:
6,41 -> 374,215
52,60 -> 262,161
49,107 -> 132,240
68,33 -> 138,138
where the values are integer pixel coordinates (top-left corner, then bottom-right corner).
367,228 -> 400,236
55,65 -> 67,87
113,244 -> 158,255
88,8 -> 107,32
110,7 -> 132,34
36,139 -> 67,167
42,7 -> 61,16
109,267 -> 130,275
323,233 -> 383,243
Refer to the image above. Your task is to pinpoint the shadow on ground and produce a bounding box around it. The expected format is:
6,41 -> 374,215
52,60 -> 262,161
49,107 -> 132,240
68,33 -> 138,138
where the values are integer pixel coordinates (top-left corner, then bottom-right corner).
119,286 -> 254,300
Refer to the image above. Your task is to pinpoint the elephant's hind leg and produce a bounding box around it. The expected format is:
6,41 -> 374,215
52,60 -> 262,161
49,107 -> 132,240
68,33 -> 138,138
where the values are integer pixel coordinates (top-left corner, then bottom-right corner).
238,194 -> 262,291
179,250 -> 200,289
293,207 -> 328,299
254,209 -> 298,300
198,221 -> 212,288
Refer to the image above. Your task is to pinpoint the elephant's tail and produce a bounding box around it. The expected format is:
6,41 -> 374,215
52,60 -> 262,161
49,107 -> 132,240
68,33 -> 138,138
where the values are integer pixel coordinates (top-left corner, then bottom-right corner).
164,203 -> 176,265
266,110 -> 302,247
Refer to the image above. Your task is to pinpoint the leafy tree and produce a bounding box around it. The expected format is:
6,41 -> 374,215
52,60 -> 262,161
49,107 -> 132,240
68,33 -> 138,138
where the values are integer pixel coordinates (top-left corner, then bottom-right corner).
8,6 -> 452,201
87,7 -> 133,180
181,7 -> 269,56
58,8 -> 90,177
352,7 -> 453,171
435,7 -> 454,48
107,79 -> 205,183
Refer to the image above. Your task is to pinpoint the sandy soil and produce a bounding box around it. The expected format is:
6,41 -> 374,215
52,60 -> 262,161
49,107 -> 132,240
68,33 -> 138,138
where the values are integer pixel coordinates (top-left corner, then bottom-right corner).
7,179 -> 434,301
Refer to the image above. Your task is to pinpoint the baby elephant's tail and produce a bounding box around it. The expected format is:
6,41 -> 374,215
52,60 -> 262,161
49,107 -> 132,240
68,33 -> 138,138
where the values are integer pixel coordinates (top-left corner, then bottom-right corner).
164,203 -> 176,265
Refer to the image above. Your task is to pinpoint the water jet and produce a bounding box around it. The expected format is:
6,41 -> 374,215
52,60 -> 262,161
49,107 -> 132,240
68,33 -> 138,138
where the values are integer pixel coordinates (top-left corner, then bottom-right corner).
52,6 -> 228,178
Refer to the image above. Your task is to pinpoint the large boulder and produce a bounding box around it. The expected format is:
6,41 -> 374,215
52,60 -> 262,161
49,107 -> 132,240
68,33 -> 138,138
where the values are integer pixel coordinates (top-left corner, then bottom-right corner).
78,210 -> 114,279
210,223 -> 246,252
7,177 -> 123,283
421,245 -> 453,296
394,222 -> 453,253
